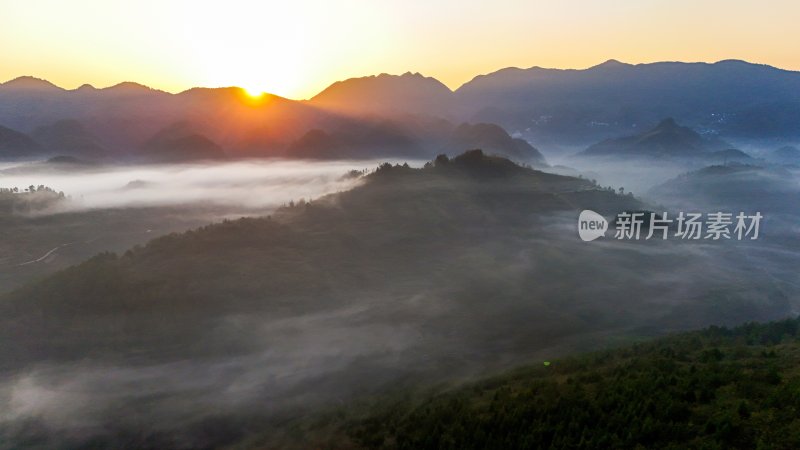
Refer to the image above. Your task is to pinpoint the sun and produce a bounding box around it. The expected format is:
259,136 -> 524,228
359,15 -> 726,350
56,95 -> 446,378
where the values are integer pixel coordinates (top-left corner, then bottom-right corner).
243,86 -> 266,98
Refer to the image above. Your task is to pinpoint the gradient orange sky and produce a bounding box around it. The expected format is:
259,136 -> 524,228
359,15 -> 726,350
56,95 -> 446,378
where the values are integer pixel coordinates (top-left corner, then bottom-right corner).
2,0 -> 798,99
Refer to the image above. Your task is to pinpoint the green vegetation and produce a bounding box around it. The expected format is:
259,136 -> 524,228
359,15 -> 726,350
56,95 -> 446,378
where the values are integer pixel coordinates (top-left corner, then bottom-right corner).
0,184 -> 65,214
2,150 -> 648,365
341,318 -> 800,449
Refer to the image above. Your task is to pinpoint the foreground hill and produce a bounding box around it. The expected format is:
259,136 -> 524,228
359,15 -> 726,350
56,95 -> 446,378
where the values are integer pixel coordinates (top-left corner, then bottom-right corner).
332,317 -> 800,449
0,151 -> 624,367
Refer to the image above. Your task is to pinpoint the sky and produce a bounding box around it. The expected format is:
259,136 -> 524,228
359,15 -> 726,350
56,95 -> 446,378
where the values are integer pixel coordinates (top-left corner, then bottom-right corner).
1,0 -> 798,99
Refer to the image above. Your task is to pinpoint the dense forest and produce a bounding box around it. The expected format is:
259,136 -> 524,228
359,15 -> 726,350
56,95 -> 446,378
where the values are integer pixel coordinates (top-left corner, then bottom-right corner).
334,318 -> 800,449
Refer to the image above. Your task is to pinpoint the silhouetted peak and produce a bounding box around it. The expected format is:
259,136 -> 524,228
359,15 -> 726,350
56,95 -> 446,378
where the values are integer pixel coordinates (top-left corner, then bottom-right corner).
399,71 -> 429,79
360,72 -> 450,92
177,86 -> 279,101
372,71 -> 432,80
591,59 -> 629,69
2,76 -> 62,91
453,148 -> 489,162
314,72 -> 452,98
74,83 -> 97,91
713,59 -> 754,67
103,81 -> 157,93
371,149 -> 528,181
435,149 -> 527,178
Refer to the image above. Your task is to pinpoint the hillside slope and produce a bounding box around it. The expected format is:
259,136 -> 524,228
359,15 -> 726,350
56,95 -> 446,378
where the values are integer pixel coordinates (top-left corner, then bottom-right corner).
0,123 -> 42,158
337,317 -> 800,449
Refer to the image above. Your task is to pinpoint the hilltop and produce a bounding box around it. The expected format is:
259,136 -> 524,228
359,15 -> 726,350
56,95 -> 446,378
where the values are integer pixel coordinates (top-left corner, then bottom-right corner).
309,72 -> 454,117
579,118 -> 730,159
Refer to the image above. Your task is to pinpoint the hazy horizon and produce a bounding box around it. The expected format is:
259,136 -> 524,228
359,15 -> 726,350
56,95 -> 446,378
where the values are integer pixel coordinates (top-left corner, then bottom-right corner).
3,0 -> 799,99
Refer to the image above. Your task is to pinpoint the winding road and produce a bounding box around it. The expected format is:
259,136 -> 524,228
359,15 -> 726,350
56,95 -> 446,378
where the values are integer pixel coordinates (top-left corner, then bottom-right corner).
17,243 -> 73,266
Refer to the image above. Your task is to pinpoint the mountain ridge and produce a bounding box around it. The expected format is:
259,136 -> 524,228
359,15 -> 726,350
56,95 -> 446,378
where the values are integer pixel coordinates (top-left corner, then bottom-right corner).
2,58 -> 800,161
5,59 -> 799,100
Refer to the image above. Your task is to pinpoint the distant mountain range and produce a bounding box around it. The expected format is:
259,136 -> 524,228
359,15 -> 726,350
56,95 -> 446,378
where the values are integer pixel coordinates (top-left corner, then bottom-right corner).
459,60 -> 800,145
0,77 -> 546,163
1,59 -> 799,161
308,60 -> 800,145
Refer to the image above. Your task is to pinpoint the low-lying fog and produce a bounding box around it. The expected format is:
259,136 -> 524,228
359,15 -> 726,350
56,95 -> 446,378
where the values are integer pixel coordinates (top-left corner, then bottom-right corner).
546,155 -> 697,196
1,159 -> 419,214
0,158 -> 421,293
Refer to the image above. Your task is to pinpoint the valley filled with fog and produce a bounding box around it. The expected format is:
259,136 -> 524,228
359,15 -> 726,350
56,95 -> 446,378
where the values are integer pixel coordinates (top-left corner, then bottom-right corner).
0,149 -> 799,448
0,159 -> 392,293
0,159 -> 389,213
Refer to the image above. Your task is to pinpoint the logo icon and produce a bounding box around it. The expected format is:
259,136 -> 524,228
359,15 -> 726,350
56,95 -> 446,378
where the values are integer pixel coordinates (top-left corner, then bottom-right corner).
578,210 -> 608,241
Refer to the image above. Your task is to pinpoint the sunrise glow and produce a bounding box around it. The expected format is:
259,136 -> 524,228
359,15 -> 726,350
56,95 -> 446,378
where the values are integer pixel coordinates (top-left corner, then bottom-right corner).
1,0 -> 799,98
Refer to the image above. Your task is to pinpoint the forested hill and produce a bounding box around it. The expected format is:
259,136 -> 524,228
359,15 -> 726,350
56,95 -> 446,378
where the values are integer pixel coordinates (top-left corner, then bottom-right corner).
336,317 -> 800,449
0,150 -> 634,367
